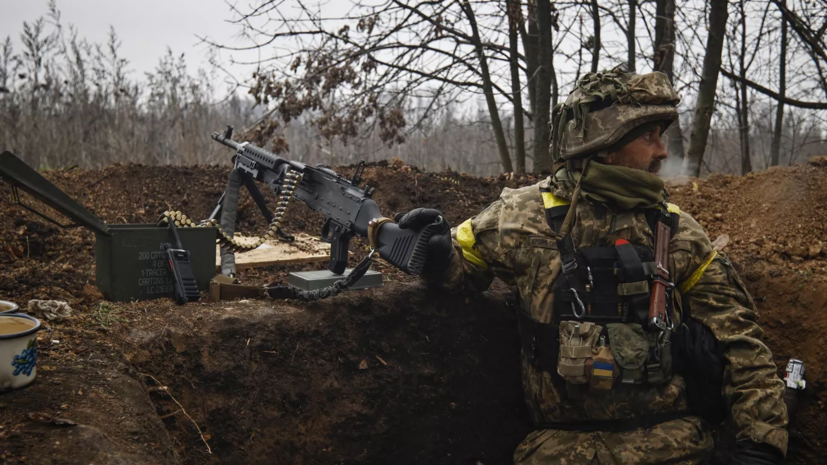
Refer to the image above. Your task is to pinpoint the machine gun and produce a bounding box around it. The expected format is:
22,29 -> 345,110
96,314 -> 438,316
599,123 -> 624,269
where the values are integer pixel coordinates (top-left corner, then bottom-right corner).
211,126 -> 443,277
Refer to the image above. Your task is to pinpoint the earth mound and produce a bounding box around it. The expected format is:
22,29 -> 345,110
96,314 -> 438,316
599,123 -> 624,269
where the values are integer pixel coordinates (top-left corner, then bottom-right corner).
0,158 -> 825,464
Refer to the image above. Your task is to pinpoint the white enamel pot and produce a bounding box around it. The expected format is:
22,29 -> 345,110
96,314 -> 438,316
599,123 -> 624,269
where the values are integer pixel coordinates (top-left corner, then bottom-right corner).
0,313 -> 42,390
0,300 -> 19,313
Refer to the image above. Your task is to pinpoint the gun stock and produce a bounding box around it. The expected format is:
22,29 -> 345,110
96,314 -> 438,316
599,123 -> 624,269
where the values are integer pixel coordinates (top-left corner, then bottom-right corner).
372,219 -> 443,275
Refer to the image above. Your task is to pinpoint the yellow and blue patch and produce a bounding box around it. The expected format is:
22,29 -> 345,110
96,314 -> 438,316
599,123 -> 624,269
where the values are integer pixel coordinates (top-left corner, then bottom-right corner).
592,362 -> 614,378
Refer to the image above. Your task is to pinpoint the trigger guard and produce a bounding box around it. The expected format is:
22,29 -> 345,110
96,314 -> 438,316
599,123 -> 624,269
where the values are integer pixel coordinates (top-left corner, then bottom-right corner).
321,219 -> 332,242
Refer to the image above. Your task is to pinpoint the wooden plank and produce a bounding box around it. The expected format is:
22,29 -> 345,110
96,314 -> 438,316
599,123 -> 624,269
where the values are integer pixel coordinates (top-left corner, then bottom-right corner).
215,233 -> 331,271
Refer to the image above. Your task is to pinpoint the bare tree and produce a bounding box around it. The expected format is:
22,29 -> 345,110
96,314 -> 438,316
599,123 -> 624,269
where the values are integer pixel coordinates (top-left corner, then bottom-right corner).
684,0 -> 729,177
770,0 -> 787,167
519,0 -> 539,118
461,0 -> 513,172
0,4 -> 252,170
533,0 -> 558,172
590,0 -> 602,73
507,0 -> 526,173
730,0 -> 755,174
627,0 -> 636,71
653,0 -> 684,160
770,0 -> 827,98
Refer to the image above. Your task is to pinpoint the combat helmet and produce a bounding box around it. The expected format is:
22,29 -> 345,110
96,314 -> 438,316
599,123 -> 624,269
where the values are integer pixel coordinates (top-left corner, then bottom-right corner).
551,66 -> 680,163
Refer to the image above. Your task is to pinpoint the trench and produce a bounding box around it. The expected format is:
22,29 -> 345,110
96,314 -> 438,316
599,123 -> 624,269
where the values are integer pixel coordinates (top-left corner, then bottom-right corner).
121,281 -> 533,465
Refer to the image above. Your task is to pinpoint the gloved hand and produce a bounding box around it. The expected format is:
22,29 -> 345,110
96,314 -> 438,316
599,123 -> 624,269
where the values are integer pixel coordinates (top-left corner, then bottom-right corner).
396,208 -> 454,275
731,441 -> 784,465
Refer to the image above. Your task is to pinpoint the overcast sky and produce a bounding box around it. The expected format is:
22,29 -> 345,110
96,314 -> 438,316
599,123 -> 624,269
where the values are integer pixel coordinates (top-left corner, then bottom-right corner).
4,0 -> 253,86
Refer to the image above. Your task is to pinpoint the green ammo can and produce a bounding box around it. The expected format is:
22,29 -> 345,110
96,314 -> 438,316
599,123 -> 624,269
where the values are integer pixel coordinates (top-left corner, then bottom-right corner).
95,225 -> 216,302
0,151 -> 217,302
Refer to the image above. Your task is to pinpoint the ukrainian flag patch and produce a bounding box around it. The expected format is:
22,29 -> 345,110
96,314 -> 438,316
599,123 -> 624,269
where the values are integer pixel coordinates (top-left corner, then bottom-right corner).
593,362 -> 614,378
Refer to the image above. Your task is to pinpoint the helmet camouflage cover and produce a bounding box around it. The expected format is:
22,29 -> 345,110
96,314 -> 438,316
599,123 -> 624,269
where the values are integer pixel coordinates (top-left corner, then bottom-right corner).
551,67 -> 680,161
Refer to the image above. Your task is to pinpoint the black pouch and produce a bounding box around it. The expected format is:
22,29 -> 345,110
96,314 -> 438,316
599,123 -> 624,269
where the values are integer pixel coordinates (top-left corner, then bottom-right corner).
672,319 -> 728,425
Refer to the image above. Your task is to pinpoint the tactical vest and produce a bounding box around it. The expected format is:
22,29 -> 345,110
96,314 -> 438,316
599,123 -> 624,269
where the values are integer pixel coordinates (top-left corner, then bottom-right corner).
518,189 -> 681,400
515,188 -> 728,430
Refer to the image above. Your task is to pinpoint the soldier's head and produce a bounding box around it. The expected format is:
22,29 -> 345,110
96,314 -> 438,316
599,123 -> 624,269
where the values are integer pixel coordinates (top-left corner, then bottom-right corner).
551,66 -> 679,175
604,121 -> 668,174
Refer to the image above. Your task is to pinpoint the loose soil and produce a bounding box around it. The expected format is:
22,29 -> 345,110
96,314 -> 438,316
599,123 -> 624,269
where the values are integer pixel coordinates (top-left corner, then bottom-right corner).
0,157 -> 826,464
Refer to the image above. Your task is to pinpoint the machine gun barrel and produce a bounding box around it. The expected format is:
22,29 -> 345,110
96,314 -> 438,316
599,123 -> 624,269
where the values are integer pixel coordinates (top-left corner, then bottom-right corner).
211,130 -> 244,151
212,127 -> 306,172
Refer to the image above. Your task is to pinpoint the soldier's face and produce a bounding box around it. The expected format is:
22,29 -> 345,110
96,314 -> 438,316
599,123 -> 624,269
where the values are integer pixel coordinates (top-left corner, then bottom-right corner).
605,126 -> 668,175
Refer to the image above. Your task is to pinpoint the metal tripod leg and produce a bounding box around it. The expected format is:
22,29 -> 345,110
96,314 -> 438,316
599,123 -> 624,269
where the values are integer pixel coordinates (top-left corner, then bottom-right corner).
219,168 -> 243,277
241,175 -> 274,222
241,174 -> 294,242
207,191 -> 226,222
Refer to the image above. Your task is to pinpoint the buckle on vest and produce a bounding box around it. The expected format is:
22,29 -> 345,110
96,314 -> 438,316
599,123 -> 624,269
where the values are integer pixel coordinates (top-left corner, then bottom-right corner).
562,257 -> 577,274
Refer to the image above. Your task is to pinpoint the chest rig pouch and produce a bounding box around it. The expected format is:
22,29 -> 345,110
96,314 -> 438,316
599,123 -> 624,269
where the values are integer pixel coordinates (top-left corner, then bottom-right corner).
518,196 -> 679,397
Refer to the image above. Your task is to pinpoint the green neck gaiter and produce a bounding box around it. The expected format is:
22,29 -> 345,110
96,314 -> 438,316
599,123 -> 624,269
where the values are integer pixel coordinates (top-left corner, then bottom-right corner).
578,162 -> 666,210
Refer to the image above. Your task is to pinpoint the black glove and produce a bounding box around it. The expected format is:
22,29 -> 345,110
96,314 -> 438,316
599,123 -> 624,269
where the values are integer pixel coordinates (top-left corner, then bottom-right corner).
396,208 -> 454,275
731,441 -> 784,465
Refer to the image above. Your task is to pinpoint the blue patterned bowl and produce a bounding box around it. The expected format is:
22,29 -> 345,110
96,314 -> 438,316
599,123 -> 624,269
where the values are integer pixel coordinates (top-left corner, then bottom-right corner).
0,313 -> 42,390
0,301 -> 18,313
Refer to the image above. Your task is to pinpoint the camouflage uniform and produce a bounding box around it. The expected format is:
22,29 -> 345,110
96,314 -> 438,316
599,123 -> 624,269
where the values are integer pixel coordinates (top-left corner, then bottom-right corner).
425,70 -> 788,464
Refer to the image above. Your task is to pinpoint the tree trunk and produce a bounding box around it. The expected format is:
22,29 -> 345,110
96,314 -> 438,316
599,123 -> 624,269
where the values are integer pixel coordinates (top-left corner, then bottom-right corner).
519,0 -> 539,118
627,0 -> 636,71
770,0 -> 787,166
590,0 -> 601,73
533,0 -> 554,172
655,0 -> 665,57
738,0 -> 752,174
461,0 -> 513,172
654,0 -> 684,160
508,0 -> 526,174
576,15 -> 585,82
655,0 -> 684,160
738,86 -> 752,174
684,0 -> 729,177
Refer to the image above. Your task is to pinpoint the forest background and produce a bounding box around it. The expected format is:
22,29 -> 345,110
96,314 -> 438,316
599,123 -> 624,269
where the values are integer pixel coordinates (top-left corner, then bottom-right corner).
1,0 -> 825,177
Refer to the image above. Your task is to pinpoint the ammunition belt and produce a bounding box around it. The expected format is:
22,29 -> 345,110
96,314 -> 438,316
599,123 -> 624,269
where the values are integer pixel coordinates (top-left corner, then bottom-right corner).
158,170 -> 303,251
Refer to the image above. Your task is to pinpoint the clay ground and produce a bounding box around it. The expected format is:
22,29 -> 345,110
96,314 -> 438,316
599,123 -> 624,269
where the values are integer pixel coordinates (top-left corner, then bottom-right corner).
1,157 -> 826,464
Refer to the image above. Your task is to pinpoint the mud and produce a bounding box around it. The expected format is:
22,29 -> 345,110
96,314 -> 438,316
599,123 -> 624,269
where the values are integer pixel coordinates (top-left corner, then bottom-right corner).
0,157 -> 826,464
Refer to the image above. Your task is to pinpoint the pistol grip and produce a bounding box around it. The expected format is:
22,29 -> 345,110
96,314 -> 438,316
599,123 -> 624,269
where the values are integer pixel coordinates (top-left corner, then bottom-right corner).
321,218 -> 351,275
328,234 -> 351,275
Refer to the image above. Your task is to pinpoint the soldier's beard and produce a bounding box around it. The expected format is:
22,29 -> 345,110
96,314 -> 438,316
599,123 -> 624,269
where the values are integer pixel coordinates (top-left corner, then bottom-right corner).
603,151 -> 665,175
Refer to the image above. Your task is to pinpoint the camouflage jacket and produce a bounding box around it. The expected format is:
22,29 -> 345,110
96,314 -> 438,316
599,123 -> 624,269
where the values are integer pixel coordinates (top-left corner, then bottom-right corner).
427,174 -> 788,456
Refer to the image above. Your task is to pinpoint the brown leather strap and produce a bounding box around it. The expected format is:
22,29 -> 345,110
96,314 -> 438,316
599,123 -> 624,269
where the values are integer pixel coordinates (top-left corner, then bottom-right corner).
208,277 -> 266,302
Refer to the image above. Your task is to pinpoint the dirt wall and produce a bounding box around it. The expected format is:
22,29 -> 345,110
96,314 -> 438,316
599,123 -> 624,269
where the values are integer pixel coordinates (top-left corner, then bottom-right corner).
1,158 -> 826,464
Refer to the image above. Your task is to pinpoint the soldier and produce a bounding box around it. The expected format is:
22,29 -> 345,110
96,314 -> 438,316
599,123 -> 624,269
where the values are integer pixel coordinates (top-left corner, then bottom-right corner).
396,68 -> 788,464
